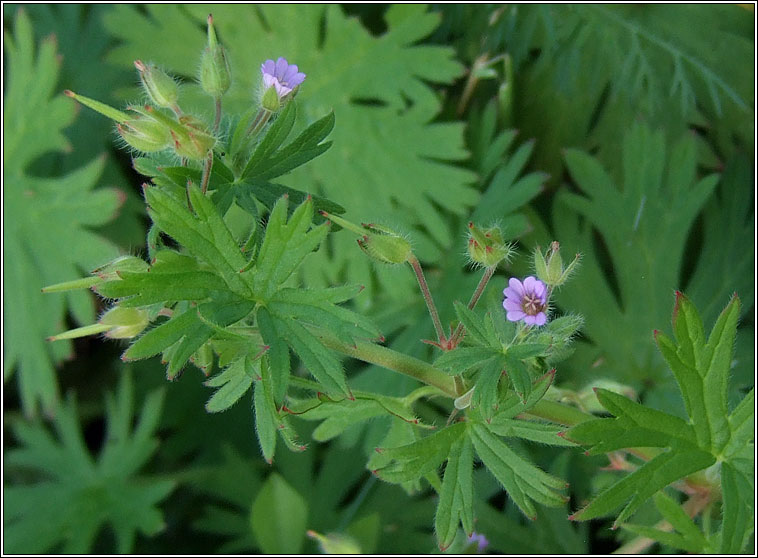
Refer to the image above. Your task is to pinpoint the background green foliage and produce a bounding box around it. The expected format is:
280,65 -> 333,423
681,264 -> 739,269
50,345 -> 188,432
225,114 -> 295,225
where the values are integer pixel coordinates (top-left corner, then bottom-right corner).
3,4 -> 754,554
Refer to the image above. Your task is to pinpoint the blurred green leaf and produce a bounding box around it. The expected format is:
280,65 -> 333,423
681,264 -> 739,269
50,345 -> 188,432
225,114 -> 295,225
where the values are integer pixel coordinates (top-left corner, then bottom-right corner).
4,372 -> 175,553
3,9 -> 123,415
250,472 -> 308,554
553,124 -> 720,386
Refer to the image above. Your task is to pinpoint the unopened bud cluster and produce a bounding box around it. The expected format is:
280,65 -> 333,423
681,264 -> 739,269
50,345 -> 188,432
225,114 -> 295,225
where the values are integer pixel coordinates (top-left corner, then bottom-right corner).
64,15 -> 230,162
466,222 -> 513,268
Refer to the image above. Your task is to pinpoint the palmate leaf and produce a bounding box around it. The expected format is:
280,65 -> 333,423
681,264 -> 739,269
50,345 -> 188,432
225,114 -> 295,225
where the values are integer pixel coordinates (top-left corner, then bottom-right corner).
3,9 -> 123,415
552,123 -> 720,386
102,4 -> 478,299
3,372 -> 175,553
375,383 -> 570,550
490,4 -> 752,185
566,294 -> 754,535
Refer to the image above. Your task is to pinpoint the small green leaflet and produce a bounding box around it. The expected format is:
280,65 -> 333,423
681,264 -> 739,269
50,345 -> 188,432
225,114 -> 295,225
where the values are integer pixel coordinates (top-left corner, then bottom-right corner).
566,294 -> 753,532
285,389 -> 432,443
3,373 -> 175,553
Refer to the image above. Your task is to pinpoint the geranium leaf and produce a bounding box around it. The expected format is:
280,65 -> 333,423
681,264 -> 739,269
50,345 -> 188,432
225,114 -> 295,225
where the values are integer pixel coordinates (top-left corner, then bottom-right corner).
3,9 -> 123,415
553,124 -> 719,386
3,373 -> 175,553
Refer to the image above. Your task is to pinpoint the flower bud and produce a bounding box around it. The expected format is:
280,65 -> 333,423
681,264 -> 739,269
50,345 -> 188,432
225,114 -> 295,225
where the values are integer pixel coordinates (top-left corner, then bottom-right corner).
93,255 -> 150,279
198,14 -> 232,98
134,60 -> 179,109
117,116 -> 172,153
534,241 -> 581,288
323,213 -> 412,265
99,306 -> 150,339
466,222 -> 513,268
357,229 -> 413,265
171,114 -> 217,161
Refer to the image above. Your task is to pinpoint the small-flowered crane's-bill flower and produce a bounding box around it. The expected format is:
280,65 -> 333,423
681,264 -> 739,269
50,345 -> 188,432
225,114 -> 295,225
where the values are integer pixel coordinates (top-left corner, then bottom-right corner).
466,532 -> 489,553
261,57 -> 306,109
503,276 -> 548,326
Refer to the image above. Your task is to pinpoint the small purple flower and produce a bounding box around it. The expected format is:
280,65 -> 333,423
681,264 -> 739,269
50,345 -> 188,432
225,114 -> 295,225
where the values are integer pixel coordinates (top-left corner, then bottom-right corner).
466,532 -> 489,553
503,276 -> 548,326
261,57 -> 306,98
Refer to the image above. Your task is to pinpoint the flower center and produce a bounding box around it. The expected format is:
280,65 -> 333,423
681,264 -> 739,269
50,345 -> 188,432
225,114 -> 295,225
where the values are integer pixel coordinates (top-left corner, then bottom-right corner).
522,293 -> 545,316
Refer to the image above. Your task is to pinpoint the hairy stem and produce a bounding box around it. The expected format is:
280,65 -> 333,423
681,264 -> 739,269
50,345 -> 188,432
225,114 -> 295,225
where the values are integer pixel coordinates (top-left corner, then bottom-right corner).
450,265 -> 496,345
315,330 -> 457,398
213,97 -> 222,133
408,255 -> 447,345
200,151 -> 214,194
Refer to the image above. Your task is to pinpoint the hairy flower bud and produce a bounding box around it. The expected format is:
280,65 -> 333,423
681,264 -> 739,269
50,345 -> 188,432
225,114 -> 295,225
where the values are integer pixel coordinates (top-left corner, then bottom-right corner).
118,116 -> 172,153
170,114 -> 216,160
323,213 -> 412,265
466,222 -> 513,268
198,14 -> 231,98
534,241 -> 581,288
99,306 -> 150,339
134,60 -> 179,109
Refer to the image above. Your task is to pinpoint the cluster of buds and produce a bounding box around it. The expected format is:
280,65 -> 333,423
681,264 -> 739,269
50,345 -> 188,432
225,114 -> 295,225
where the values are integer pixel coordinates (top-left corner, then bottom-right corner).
466,222 -> 514,268
63,15 -> 229,163
533,241 -> 581,289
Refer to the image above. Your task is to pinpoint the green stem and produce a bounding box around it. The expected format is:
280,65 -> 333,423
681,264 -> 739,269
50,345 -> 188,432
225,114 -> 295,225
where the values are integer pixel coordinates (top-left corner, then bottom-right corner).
315,331 -> 457,398
200,151 -> 214,194
213,97 -> 222,134
246,108 -> 272,137
450,265 -> 496,345
408,255 -> 447,344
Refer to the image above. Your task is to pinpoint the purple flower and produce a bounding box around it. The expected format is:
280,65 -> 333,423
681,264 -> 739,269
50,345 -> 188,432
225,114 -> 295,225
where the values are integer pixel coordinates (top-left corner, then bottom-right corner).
261,57 -> 306,98
503,276 -> 548,326
466,532 -> 489,553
